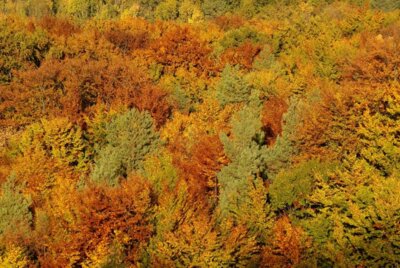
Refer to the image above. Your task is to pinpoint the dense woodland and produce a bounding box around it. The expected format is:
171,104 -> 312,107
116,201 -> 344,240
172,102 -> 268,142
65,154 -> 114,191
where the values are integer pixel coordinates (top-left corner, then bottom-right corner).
0,0 -> 400,267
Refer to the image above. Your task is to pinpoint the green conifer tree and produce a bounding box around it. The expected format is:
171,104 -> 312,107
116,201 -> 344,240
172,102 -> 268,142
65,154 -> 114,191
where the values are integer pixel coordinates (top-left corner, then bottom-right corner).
217,97 -> 268,219
216,65 -> 252,107
0,175 -> 32,236
91,109 -> 161,186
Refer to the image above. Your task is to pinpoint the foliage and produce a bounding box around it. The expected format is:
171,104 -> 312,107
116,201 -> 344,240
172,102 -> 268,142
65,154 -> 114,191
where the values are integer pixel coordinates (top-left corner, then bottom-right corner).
216,64 -> 252,106
17,117 -> 91,172
0,244 -> 30,268
0,175 -> 32,237
217,100 -> 269,220
269,160 -> 332,210
371,0 -> 400,11
0,18 -> 50,83
201,0 -> 239,18
1,2 -> 400,266
155,0 -> 178,20
260,216 -> 309,268
91,108 -> 161,186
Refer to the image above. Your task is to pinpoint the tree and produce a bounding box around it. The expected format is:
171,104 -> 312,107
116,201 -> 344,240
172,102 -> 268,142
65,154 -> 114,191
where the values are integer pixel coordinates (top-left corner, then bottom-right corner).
160,97 -> 235,146
31,175 -> 154,266
70,177 -> 154,265
16,117 -> 90,173
371,0 -> 400,11
145,178 -> 260,267
8,118 -> 89,206
201,0 -> 240,18
166,134 -> 228,202
0,175 -> 32,238
0,19 -> 50,84
216,64 -> 252,106
178,0 -> 203,22
269,160 -> 333,210
0,244 -> 30,267
0,59 -> 65,126
137,0 -> 161,18
217,99 -> 269,220
140,149 -> 179,194
264,96 -> 301,176
91,108 -> 161,186
356,91 -> 400,176
219,26 -> 263,50
261,96 -> 288,146
24,0 -> 53,17
60,0 -> 101,19
294,158 -> 400,267
149,25 -> 213,76
238,0 -> 260,18
154,0 -> 178,20
261,216 -> 308,268
37,16 -> 80,37
220,41 -> 262,70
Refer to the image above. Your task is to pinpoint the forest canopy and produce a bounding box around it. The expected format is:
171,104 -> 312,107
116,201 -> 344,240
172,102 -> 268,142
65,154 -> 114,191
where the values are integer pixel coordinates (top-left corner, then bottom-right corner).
0,0 -> 400,267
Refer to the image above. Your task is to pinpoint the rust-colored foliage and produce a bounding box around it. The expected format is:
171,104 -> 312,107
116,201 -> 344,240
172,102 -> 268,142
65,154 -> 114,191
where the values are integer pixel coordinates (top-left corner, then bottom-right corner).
104,27 -> 149,53
59,58 -> 149,117
0,57 -> 162,125
214,15 -> 245,31
37,16 -> 80,37
296,33 -> 400,161
341,31 -> 400,86
70,178 -> 153,263
33,177 -> 153,266
188,135 -> 228,198
262,96 -> 288,146
149,25 -> 214,75
0,128 -> 16,184
0,156 -> 10,185
221,41 -> 262,69
168,135 -> 228,201
294,85 -> 362,161
132,85 -> 173,128
2,4 -> 400,267
190,135 -> 229,196
260,216 -> 306,268
12,149 -> 68,207
0,60 -> 65,126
